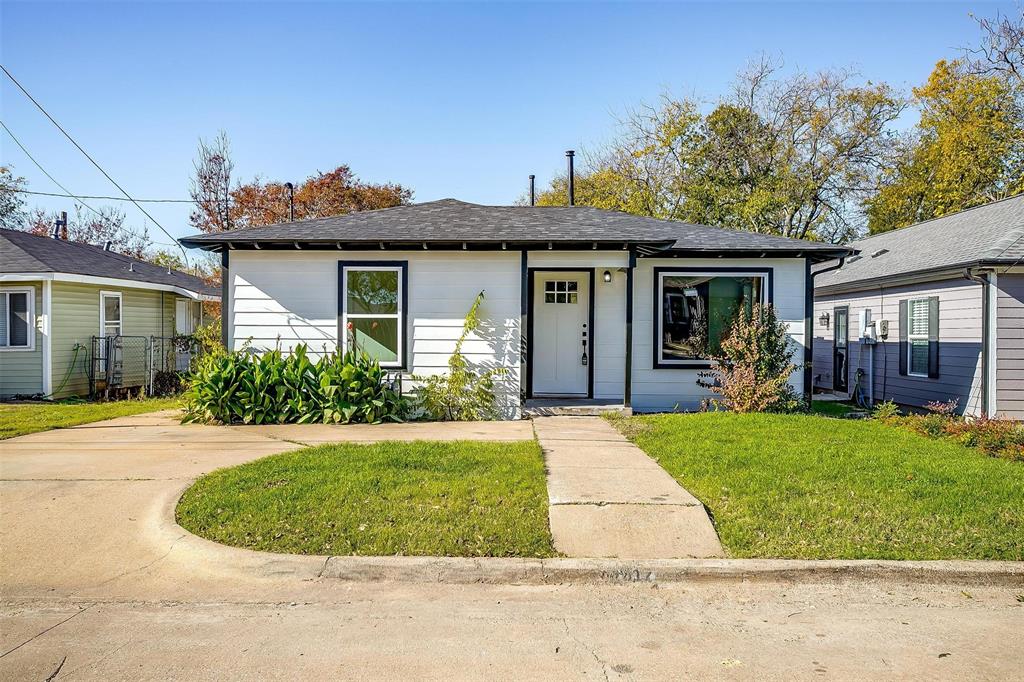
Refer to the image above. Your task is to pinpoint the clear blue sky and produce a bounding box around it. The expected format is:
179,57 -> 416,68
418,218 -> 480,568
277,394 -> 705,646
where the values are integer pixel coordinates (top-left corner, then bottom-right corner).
1,1 -> 1015,246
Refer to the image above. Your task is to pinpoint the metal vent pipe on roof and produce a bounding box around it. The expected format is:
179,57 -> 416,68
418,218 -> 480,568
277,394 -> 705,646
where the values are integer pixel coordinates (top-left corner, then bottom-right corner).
54,211 -> 68,240
104,241 -> 113,251
285,182 -> 295,221
529,174 -> 535,206
565,150 -> 575,206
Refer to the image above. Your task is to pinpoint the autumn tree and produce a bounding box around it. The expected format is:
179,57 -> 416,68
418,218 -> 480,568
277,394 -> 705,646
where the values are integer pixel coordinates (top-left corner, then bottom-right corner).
865,59 -> 1024,233
189,131 -> 234,233
24,205 -> 151,257
0,166 -> 28,230
230,165 -> 412,228
536,59 -> 904,242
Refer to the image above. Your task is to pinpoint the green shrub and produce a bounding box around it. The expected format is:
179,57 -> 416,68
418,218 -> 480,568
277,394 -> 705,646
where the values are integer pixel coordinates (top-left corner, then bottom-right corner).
696,303 -> 803,413
872,399 -> 901,420
182,344 -> 407,425
412,291 -> 505,421
873,398 -> 1024,462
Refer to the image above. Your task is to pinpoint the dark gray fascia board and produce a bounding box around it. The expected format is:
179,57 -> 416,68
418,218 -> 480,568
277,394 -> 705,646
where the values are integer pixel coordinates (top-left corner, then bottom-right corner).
813,259 -> 1012,296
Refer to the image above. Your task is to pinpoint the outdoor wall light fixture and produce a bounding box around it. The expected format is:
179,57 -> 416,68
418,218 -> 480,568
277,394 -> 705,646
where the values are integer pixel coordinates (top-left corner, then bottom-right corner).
819,311 -> 830,328
603,270 -> 612,283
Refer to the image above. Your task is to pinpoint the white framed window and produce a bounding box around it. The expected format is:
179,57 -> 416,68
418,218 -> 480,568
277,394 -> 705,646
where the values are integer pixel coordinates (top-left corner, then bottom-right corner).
0,287 -> 35,351
654,268 -> 770,368
907,297 -> 931,377
100,291 -> 123,338
339,262 -> 406,368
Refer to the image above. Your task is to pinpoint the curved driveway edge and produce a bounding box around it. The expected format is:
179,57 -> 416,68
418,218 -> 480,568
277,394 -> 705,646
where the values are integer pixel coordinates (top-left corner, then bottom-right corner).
3,410 -> 1021,601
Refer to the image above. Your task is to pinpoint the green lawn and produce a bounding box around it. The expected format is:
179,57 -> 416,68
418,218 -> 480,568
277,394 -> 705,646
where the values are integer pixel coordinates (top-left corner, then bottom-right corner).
0,398 -> 182,439
609,413 -> 1023,560
176,440 -> 556,557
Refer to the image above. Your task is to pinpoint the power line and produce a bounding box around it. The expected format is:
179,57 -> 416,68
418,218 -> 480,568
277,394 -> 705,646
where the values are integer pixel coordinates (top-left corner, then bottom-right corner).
3,186 -> 285,213
4,186 -> 194,203
1,63 -> 188,264
0,120 -> 104,217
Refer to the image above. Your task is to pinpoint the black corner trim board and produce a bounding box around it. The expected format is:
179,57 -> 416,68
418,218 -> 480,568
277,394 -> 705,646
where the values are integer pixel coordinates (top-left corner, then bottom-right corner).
337,260 -> 410,371
651,266 -> 775,371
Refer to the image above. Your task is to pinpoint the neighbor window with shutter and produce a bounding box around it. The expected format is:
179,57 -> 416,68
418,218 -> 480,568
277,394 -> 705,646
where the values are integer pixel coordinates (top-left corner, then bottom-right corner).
0,288 -> 35,350
899,296 -> 939,379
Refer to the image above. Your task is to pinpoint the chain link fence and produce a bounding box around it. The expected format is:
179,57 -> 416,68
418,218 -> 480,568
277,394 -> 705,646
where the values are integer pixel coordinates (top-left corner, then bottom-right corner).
89,335 -> 200,399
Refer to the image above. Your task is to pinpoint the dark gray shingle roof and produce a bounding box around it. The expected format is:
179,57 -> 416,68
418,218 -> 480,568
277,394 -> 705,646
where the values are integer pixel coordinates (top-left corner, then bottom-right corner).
816,194 -> 1024,289
1,229 -> 218,297
179,199 -> 851,259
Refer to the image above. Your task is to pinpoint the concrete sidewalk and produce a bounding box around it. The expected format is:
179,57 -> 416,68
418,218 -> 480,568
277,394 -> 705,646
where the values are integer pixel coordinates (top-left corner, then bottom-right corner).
533,416 -> 723,559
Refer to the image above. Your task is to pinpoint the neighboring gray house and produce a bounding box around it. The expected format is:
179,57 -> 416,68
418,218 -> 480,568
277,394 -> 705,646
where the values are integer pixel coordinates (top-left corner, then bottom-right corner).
1,229 -> 219,399
813,195 -> 1024,419
180,199 -> 852,419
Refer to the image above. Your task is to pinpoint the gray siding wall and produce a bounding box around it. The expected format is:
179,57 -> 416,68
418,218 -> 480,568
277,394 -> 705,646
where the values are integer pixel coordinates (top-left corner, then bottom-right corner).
0,281 -> 43,398
813,277 -> 984,416
995,273 -> 1024,420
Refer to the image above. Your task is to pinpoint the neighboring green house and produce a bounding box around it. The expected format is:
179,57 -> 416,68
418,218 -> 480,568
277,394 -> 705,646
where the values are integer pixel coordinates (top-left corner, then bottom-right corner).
1,229 -> 218,399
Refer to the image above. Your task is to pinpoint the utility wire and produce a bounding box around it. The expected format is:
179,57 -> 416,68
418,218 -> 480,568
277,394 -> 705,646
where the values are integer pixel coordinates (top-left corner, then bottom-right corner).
4,186 -> 285,213
1,63 -> 188,264
5,187 -> 194,203
0,120 -> 104,217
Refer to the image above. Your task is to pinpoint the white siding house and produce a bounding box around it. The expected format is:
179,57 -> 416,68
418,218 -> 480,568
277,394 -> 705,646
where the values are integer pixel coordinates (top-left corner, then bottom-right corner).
183,199 -> 851,418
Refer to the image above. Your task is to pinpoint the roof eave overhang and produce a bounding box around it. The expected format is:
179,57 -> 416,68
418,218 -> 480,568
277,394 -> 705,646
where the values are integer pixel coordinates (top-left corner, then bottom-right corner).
650,247 -> 855,262
179,238 -> 852,261
0,271 -> 218,301
814,259 -> 1013,296
179,238 -> 676,253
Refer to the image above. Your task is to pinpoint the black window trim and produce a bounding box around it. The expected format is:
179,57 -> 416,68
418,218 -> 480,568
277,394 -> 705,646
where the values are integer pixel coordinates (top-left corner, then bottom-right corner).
337,260 -> 409,370
651,266 -> 774,370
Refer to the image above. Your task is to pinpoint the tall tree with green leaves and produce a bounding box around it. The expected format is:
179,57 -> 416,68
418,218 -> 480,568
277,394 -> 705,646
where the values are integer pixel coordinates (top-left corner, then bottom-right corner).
535,60 -> 903,243
0,165 -> 28,230
865,59 -> 1024,233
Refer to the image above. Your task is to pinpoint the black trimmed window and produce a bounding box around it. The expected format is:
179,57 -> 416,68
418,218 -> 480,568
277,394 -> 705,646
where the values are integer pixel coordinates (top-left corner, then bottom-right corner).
654,269 -> 769,367
0,288 -> 34,350
339,261 -> 408,368
899,296 -> 939,379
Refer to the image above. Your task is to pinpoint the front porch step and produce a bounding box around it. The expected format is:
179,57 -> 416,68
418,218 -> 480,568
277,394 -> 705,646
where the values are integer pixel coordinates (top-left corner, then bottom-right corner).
524,399 -> 630,417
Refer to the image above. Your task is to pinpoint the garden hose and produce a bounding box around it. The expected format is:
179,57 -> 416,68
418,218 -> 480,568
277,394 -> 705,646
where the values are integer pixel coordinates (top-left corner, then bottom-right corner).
42,343 -> 85,400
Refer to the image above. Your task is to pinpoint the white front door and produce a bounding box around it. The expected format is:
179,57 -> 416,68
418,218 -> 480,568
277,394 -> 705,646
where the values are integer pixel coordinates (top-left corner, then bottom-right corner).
532,272 -> 590,397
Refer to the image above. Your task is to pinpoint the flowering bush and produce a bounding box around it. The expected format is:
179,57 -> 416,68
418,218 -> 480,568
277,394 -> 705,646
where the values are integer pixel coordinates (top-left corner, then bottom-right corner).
873,399 -> 1023,462
696,303 -> 803,413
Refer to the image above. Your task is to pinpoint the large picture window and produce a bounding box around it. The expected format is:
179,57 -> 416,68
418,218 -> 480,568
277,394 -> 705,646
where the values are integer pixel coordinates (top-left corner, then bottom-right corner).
655,269 -> 770,367
0,288 -> 34,350
339,262 -> 407,368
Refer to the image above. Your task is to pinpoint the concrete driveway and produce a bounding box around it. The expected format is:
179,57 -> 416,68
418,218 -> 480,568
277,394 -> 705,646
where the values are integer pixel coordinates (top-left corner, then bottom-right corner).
1,411 -> 1022,680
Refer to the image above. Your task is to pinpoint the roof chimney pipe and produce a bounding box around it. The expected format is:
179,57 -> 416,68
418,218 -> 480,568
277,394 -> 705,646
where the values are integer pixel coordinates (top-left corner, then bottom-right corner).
104,240 -> 113,251
529,175 -> 535,206
565,150 -> 575,206
285,182 -> 295,221
55,211 -> 68,240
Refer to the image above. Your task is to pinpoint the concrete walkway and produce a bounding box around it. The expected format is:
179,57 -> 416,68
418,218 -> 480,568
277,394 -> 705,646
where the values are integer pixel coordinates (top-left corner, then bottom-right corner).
533,416 -> 723,559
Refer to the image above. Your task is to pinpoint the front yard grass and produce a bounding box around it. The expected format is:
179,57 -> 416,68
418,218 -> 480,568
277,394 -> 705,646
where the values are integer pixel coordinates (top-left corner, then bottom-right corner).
0,397 -> 182,439
176,440 -> 556,557
610,412 -> 1023,560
